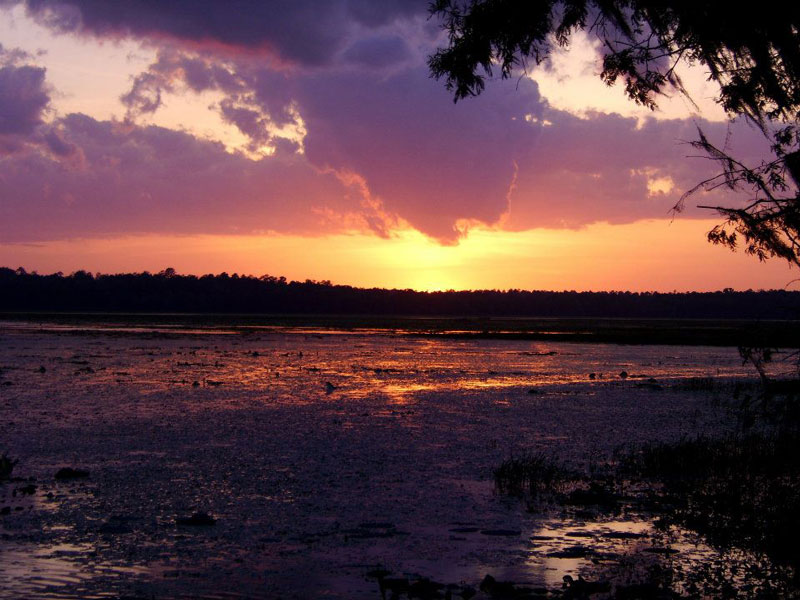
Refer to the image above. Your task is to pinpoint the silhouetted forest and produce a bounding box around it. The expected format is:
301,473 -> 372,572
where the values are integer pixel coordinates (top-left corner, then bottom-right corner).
1,267 -> 799,319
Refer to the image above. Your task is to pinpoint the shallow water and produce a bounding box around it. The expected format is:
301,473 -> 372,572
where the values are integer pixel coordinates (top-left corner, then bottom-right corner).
0,322 -> 775,598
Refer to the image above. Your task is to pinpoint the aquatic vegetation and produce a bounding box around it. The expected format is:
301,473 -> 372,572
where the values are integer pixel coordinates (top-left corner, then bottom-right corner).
1,320 -> 793,598
674,376 -> 718,391
626,430 -> 800,575
176,511 -> 216,526
0,452 -> 18,480
492,389 -> 800,596
493,453 -> 574,499
54,467 -> 90,480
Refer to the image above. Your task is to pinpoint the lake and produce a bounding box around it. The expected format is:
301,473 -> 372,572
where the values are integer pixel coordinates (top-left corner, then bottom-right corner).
0,318 -> 787,598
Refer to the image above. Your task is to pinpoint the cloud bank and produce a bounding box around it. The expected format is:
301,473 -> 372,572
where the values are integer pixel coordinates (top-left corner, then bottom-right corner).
0,1 -> 770,244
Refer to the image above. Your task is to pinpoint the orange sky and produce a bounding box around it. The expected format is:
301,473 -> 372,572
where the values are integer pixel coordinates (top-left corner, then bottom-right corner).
0,4 -> 796,292
3,219 -> 795,292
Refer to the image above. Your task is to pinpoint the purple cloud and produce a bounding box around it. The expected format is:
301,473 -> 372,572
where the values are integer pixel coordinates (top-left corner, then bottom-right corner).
293,66 -> 544,241
340,35 -> 411,69
504,114 -> 770,230
0,63 -> 49,135
0,2 -> 777,247
0,46 -> 52,155
7,0 -> 427,65
0,113 -> 392,242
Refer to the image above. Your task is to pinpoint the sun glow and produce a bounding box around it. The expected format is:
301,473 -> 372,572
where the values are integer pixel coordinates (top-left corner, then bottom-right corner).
2,220 -> 795,292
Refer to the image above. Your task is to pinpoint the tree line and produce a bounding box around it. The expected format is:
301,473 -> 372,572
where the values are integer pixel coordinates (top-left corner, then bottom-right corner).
1,267 -> 798,319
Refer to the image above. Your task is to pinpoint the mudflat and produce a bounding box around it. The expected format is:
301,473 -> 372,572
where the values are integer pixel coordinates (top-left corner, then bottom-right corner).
0,317 -> 792,598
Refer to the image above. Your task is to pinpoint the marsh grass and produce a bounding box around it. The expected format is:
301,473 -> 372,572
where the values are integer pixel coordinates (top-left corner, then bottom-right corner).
493,453 -> 575,499
623,430 -> 800,574
675,376 -> 719,391
617,388 -> 800,590
494,390 -> 800,595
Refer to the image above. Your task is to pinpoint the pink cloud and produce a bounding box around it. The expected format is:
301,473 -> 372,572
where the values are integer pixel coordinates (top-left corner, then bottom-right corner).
0,2 -> 778,246
0,113 -> 390,242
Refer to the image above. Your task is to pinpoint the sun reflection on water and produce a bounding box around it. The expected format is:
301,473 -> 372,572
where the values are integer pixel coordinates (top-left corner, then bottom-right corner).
0,322 -> 782,599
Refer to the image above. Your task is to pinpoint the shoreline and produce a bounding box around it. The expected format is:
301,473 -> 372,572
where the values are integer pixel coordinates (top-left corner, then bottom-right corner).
3,311 -> 800,347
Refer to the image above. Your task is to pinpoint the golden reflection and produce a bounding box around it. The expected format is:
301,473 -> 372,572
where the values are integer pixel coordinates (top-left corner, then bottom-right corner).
380,383 -> 434,404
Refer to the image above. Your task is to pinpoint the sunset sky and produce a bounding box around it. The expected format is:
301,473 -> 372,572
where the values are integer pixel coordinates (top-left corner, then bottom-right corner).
0,0 -> 796,291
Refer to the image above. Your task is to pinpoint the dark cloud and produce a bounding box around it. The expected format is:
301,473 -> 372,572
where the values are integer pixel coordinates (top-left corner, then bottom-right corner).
119,50 -> 249,119
0,53 -> 52,155
0,45 -> 85,162
0,42 -> 37,65
40,125 -> 83,164
8,0 -> 427,65
218,99 -> 272,149
340,35 -> 411,68
0,63 -> 49,135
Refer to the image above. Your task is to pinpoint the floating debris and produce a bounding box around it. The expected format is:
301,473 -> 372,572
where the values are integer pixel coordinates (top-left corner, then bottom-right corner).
562,575 -> 610,597
547,545 -> 589,559
0,453 -> 18,480
54,467 -> 89,480
480,529 -> 521,537
643,546 -> 679,555
176,511 -> 216,526
16,484 -> 36,495
99,515 -> 135,535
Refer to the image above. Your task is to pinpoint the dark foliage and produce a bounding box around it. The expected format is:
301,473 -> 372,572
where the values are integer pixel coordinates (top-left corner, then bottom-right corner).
429,1 -> 800,266
429,0 -> 800,121
675,128 -> 800,266
1,267 -> 799,322
624,430 -> 800,572
493,453 -> 571,497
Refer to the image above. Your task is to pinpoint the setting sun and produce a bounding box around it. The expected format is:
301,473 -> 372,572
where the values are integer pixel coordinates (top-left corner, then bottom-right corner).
1,2 -> 799,597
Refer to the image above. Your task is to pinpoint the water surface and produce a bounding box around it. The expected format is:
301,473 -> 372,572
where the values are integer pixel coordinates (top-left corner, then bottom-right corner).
0,320 -> 773,598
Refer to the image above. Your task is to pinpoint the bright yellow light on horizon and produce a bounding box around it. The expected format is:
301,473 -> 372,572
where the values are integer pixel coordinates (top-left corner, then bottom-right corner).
1,220 -> 796,292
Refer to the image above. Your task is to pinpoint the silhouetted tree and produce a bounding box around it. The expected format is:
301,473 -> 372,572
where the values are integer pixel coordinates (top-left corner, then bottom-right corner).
663,125 -> 800,270
1,267 -> 798,321
429,0 -> 800,266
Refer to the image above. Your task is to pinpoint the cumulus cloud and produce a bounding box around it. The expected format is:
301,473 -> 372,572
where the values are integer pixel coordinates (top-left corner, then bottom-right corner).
0,112 -> 395,242
0,44 -> 51,153
294,66 -> 544,241
0,0 -> 775,246
5,0 -> 425,65
0,63 -> 48,133
0,44 -> 88,164
120,49 -> 249,120
126,49 -> 754,241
